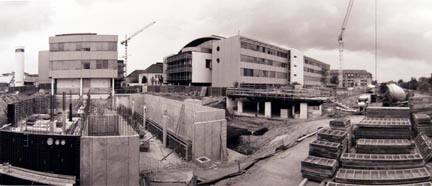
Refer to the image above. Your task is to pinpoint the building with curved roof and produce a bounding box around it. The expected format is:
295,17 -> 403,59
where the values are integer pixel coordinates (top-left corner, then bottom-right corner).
164,36 -> 223,86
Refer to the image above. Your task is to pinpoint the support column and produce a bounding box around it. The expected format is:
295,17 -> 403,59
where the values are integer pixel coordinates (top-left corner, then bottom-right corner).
256,102 -> 260,116
237,100 -> 243,113
79,78 -> 83,97
226,97 -> 234,114
51,78 -> 54,96
112,78 -> 115,96
162,110 -> 168,147
142,105 -> 147,128
292,105 -> 296,119
300,103 -> 308,119
265,101 -> 271,118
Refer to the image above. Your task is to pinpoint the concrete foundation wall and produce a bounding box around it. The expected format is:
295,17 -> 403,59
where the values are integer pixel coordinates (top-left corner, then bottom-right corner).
80,135 -> 139,186
114,94 -> 227,161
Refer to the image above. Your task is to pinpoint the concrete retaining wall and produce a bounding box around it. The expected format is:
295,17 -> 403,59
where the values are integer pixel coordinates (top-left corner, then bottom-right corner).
115,94 -> 227,161
80,135 -> 139,186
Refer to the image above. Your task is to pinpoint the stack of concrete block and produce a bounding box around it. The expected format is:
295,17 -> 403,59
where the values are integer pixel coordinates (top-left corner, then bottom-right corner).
412,114 -> 432,136
309,140 -> 343,159
366,107 -> 411,118
356,138 -> 413,154
301,155 -> 338,182
330,118 -> 351,130
334,167 -> 431,185
318,128 -> 349,152
340,153 -> 424,169
415,134 -> 432,162
355,117 -> 412,139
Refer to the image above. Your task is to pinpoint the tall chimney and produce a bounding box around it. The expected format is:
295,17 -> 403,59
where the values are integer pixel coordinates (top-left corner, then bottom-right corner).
14,46 -> 25,87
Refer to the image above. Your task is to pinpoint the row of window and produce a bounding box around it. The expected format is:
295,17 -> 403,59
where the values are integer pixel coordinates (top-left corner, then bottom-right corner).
241,68 -> 287,79
304,59 -> 329,69
304,67 -> 327,74
50,60 -> 116,70
50,42 -> 117,52
240,41 -> 289,58
240,55 -> 288,68
304,75 -> 324,82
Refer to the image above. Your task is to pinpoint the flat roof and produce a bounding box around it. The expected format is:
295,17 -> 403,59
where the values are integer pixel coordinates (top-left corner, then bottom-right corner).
55,33 -> 97,36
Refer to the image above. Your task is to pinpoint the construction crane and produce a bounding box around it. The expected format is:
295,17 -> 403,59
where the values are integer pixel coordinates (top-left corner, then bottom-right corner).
338,0 -> 355,88
120,21 -> 156,76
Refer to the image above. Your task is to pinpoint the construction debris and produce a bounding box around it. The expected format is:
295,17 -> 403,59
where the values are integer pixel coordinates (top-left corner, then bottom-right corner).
301,155 -> 338,182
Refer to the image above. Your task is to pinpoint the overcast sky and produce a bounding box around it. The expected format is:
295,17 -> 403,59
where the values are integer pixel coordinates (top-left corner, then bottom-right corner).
1,0 -> 431,82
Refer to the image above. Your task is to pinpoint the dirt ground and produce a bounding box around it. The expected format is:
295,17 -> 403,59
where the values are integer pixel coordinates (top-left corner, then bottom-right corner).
217,115 -> 364,186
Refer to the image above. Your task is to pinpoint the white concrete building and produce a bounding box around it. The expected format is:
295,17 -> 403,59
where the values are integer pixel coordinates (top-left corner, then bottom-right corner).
138,63 -> 163,85
40,33 -> 118,98
164,35 -> 330,88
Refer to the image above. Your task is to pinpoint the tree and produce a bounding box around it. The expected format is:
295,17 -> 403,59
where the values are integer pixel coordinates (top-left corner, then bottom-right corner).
397,79 -> 404,85
408,77 -> 419,90
418,81 -> 431,93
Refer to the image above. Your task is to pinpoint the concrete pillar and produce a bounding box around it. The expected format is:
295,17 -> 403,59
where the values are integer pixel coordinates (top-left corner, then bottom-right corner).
51,78 -> 55,96
111,78 -> 115,96
79,78 -> 83,96
265,101 -> 271,118
256,102 -> 260,116
280,109 -> 288,119
162,110 -> 168,147
142,105 -> 147,128
226,97 -> 234,114
292,105 -> 296,119
237,100 -> 243,113
300,103 -> 308,119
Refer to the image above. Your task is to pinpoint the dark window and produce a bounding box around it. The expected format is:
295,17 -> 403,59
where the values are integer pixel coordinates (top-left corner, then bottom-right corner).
205,59 -> 212,69
96,60 -> 109,69
243,68 -> 253,76
82,61 -> 91,69
216,58 -> 220,63
216,46 -> 220,51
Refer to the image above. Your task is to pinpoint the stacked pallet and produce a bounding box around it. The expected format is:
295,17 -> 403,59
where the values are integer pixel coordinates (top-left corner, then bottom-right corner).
366,107 -> 411,118
309,140 -> 343,159
355,117 -> 412,139
340,153 -> 424,169
326,181 -> 432,186
413,114 -> 432,136
335,167 -> 431,185
356,138 -> 413,154
301,155 -> 338,181
414,134 -> 432,162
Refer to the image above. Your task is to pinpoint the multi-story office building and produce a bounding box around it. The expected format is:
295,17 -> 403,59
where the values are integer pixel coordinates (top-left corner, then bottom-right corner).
164,36 -> 223,86
329,69 -> 373,88
304,56 -> 330,87
39,33 -> 118,97
164,35 -> 330,88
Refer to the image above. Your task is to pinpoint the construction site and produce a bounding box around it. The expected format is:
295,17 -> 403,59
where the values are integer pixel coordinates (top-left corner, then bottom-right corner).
1,0 -> 432,186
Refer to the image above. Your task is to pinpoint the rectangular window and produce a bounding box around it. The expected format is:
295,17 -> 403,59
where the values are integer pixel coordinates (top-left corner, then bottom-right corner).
205,59 -> 212,69
96,60 -> 109,69
82,61 -> 91,69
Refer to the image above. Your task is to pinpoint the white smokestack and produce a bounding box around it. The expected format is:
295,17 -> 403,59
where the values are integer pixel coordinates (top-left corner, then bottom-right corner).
14,46 -> 24,87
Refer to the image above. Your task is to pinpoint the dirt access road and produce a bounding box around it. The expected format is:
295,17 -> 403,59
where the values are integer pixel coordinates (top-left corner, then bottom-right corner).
218,115 -> 363,186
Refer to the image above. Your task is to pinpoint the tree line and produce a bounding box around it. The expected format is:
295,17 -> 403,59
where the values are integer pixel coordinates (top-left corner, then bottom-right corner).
398,74 -> 432,93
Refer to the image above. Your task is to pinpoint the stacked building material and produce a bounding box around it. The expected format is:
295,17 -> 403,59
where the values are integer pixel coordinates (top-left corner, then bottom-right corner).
309,140 -> 343,159
326,181 -> 432,186
356,138 -> 413,154
415,134 -> 432,162
318,128 -> 348,152
335,168 -> 431,185
330,118 -> 351,130
366,107 -> 411,118
412,114 -> 432,136
340,153 -> 424,169
301,155 -> 338,182
355,117 -> 412,139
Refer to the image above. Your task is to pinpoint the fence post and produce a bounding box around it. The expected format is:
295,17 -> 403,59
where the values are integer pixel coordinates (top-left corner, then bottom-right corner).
142,105 -> 147,129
